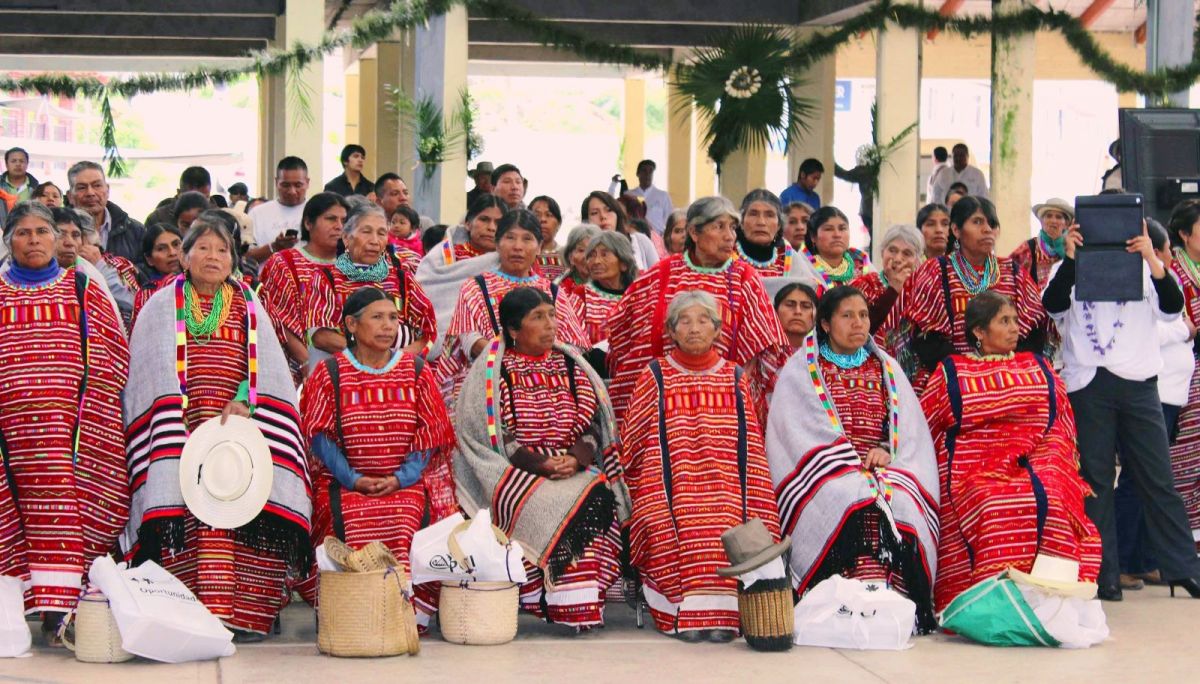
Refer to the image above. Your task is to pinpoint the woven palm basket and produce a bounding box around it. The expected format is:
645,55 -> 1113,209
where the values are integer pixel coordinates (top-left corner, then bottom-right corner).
738,577 -> 795,652
438,580 -> 519,645
65,593 -> 133,663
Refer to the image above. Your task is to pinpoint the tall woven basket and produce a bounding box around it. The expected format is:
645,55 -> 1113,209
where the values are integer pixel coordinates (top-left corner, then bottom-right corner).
64,593 -> 133,663
439,580 -> 519,645
738,577 -> 794,652
317,567 -> 420,657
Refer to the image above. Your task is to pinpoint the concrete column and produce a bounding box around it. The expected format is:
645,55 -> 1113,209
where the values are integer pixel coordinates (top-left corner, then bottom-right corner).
874,0 -> 922,260
788,29 -> 837,204
991,0 -> 1037,253
258,0 -> 324,190
344,71 -> 360,147
412,6 -> 468,223
695,143 -> 716,198
666,83 -> 696,208
356,57 -> 379,179
1147,0 -> 1193,107
377,38 -> 416,181
623,77 -> 647,182
718,147 -> 767,203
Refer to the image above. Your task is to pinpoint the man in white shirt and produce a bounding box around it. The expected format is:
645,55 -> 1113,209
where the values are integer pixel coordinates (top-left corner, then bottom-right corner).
248,156 -> 309,263
930,143 -> 989,204
609,159 -> 672,234
1042,221 -> 1200,601
925,146 -> 949,203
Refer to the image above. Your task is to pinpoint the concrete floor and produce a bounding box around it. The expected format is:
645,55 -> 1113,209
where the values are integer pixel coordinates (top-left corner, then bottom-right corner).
3,584 -> 1196,684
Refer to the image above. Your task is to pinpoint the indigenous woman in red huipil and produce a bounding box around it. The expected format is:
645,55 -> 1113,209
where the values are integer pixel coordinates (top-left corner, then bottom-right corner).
792,205 -> 873,293
922,292 -> 1101,612
744,281 -> 818,423
455,287 -> 630,630
734,189 -> 802,278
898,197 -> 1046,391
765,287 -> 939,633
302,287 -> 455,629
530,195 -> 568,281
621,290 -> 782,642
123,218 -> 311,640
0,202 -> 129,637
851,224 -> 924,381
440,209 -> 588,408
1167,205 -> 1200,551
607,196 -> 787,420
132,224 -> 184,323
257,193 -> 347,370
577,231 -> 639,377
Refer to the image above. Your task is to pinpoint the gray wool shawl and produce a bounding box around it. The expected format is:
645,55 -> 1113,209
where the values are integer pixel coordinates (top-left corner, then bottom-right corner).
415,225 -> 498,359
454,340 -> 631,573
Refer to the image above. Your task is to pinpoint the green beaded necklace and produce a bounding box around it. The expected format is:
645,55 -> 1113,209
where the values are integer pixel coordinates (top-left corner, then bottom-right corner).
183,281 -> 229,338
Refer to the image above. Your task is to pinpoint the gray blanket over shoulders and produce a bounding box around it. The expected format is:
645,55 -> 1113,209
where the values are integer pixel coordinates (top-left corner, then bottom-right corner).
415,224 -> 498,359
454,340 -> 631,580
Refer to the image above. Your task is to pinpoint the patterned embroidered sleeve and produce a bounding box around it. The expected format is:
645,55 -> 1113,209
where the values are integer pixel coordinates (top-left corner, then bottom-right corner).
551,286 -> 590,348
403,277 -> 439,343
617,366 -> 658,483
737,369 -> 783,538
443,278 -> 489,364
733,264 -> 788,365
1010,264 -> 1048,337
307,268 -> 341,332
394,248 -> 422,276
258,253 -> 304,341
917,362 -> 953,437
1009,240 -> 1033,281
410,364 -> 455,453
298,359 -> 334,442
897,258 -> 951,338
84,276 -> 130,386
108,256 -> 141,291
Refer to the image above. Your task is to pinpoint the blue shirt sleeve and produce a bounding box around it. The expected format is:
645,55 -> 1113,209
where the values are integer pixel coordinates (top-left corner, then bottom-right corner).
311,432 -> 362,490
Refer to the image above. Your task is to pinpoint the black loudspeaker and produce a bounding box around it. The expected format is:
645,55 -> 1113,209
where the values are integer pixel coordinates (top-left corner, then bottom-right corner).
1074,193 -> 1145,302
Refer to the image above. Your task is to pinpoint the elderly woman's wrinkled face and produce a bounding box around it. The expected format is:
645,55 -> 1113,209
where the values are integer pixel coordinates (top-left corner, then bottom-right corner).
568,237 -> 591,275
56,222 -> 84,265
742,201 -> 780,247
670,303 -> 720,356
785,206 -> 810,250
921,210 -> 951,256
498,226 -> 540,276
821,295 -> 870,354
10,215 -> 57,269
587,243 -> 625,286
776,289 -> 815,339
183,231 -> 233,287
1039,209 -> 1070,240
883,239 -> 920,277
345,299 -> 399,354
345,213 -> 389,265
587,198 -> 618,232
511,302 -> 557,355
468,207 -> 502,252
688,215 -> 737,264
664,222 -> 687,254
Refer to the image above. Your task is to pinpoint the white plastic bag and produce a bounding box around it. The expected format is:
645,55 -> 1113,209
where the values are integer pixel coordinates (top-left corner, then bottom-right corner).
87,555 -> 235,663
453,510 -> 527,583
0,575 -> 31,658
1014,583 -> 1109,649
736,557 -> 787,590
410,512 -> 470,584
793,575 -> 915,650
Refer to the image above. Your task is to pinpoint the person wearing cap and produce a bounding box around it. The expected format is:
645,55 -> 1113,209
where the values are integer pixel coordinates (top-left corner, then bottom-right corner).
121,216 -> 312,642
606,196 -> 787,421
765,285 -> 939,633
1012,198 -> 1073,290
456,286 -> 630,631
301,286 -> 455,631
621,289 -> 782,642
0,202 -> 129,644
440,209 -> 588,410
466,161 -> 494,207
922,291 -> 1100,613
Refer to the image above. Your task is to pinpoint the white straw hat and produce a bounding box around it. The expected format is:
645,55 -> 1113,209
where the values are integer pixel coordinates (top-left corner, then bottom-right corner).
179,415 -> 273,529
1007,554 -> 1097,599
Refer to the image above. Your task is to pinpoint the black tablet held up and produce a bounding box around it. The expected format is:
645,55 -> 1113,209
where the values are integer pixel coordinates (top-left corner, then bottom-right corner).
1074,193 -> 1144,302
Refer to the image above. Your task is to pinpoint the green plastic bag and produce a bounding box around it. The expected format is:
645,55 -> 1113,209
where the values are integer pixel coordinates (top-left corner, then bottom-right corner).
938,574 -> 1061,647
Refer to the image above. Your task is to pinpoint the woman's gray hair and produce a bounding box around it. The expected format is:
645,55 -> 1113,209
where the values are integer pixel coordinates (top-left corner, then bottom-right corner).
686,196 -> 739,231
665,289 -> 723,334
343,199 -> 386,238
584,230 -> 639,288
881,223 -> 925,255
740,188 -> 783,220
3,200 -> 57,250
563,223 -> 601,265
181,213 -> 237,257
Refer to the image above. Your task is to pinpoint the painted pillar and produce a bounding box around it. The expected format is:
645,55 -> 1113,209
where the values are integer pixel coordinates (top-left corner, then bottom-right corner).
377,37 -> 417,181
666,82 -> 696,208
345,71 -> 361,147
623,77 -> 647,182
1147,0 -> 1193,107
356,57 -> 379,179
873,0 -> 922,260
412,6 -> 468,224
718,147 -> 767,203
788,28 -> 837,204
991,0 -> 1037,253
258,0 -> 324,190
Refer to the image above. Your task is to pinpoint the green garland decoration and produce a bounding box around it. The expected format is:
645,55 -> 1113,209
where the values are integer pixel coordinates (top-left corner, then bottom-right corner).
671,26 -> 816,167
3,0 -> 1200,176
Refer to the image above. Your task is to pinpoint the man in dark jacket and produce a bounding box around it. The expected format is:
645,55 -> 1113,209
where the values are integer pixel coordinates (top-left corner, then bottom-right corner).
67,160 -> 147,269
